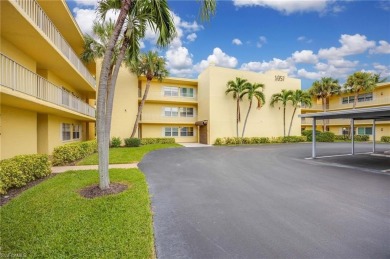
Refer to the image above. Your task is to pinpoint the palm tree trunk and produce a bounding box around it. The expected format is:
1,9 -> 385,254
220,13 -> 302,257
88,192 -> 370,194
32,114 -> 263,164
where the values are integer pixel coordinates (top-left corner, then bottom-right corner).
105,37 -> 130,142
322,97 -> 326,132
236,98 -> 240,138
283,106 -> 286,137
97,0 -> 133,190
288,107 -> 297,137
242,100 -> 252,138
353,92 -> 358,109
131,79 -> 151,138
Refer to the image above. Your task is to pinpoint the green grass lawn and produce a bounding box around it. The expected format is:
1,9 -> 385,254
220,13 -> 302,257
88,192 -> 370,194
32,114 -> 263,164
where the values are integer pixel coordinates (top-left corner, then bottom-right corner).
77,143 -> 181,165
0,169 -> 154,258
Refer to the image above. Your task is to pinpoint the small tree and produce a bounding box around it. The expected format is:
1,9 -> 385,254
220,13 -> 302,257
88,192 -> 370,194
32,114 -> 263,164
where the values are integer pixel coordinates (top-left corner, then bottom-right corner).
240,83 -> 265,138
129,51 -> 168,138
287,90 -> 312,137
226,77 -> 251,138
270,89 -> 293,137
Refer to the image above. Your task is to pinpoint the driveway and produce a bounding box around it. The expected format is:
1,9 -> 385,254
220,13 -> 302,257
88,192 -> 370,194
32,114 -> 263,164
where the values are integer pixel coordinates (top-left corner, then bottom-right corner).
139,143 -> 390,259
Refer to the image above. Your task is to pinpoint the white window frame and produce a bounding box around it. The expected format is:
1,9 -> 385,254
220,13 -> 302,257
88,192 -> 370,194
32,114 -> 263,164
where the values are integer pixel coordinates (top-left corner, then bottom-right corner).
179,107 -> 195,117
357,127 -> 372,135
180,87 -> 195,98
163,86 -> 179,97
163,127 -> 179,137
163,107 -> 179,117
73,124 -> 81,140
61,123 -> 71,141
180,127 -> 194,137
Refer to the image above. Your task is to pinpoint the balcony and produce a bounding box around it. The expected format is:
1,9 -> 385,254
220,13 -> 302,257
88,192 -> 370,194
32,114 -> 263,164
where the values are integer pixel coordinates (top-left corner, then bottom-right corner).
1,54 -> 95,119
140,114 -> 197,124
329,97 -> 390,110
301,118 -> 388,126
2,0 -> 95,91
139,90 -> 198,104
301,103 -> 325,111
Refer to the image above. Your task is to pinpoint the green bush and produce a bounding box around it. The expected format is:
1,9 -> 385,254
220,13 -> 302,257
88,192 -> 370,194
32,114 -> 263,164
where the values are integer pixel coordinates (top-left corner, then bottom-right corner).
124,138 -> 141,147
110,137 -> 122,148
140,138 -> 175,145
214,138 -> 224,145
52,140 -> 97,166
354,135 -> 369,141
0,154 -> 51,194
214,136 -> 306,145
302,130 -> 321,141
335,135 -> 349,141
250,137 -> 270,144
281,136 -> 307,143
381,136 -> 390,142
317,132 -> 335,142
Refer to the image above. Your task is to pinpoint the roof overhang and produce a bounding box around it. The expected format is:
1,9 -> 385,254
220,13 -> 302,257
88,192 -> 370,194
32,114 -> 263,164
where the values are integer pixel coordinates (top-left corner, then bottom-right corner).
299,106 -> 390,121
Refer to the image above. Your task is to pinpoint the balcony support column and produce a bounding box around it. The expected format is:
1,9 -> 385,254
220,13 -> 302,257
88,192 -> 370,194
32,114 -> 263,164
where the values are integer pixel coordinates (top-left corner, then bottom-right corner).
372,119 -> 376,153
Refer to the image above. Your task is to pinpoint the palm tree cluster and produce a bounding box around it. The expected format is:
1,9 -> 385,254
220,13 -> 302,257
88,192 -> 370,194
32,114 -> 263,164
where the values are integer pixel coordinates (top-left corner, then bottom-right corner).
82,0 -> 216,190
225,77 -> 265,138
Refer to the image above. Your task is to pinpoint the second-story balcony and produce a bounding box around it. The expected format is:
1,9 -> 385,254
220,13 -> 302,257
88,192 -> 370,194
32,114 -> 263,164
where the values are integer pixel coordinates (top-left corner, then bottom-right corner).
301,118 -> 389,126
1,0 -> 96,91
140,113 -> 197,124
1,54 -> 95,120
139,90 -> 198,104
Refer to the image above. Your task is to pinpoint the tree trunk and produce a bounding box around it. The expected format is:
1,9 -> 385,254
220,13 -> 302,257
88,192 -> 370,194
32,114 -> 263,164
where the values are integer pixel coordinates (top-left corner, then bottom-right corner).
353,92 -> 358,109
288,107 -> 297,137
236,98 -> 240,138
131,79 -> 152,138
283,106 -> 286,137
322,97 -> 327,132
242,100 -> 252,138
97,0 -> 132,190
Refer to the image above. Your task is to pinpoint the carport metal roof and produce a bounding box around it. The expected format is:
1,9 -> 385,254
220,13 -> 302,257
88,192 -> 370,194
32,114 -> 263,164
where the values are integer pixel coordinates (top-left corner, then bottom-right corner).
299,106 -> 390,158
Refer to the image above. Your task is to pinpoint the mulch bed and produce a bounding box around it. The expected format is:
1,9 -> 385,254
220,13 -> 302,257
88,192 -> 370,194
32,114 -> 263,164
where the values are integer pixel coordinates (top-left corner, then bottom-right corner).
0,174 -> 56,206
79,183 -> 128,199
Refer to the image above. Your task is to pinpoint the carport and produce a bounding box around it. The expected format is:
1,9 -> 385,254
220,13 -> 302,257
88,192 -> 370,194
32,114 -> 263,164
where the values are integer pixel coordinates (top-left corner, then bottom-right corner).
299,106 -> 390,158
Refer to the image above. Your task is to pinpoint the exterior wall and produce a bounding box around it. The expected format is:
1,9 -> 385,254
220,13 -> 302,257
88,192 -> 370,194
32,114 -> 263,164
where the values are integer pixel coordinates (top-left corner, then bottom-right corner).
198,66 -> 301,144
1,105 -> 37,159
1,37 -> 37,71
141,103 -> 197,124
141,124 -> 197,143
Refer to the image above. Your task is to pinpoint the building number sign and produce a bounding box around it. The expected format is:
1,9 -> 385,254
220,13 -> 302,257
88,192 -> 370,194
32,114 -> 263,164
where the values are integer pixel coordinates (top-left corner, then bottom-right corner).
275,75 -> 285,82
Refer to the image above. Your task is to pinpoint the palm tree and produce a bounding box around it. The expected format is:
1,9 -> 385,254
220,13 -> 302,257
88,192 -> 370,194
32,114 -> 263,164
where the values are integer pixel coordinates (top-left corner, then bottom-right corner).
93,0 -> 216,190
270,89 -> 293,137
344,71 -> 385,108
226,77 -> 250,138
308,77 -> 340,131
240,83 -> 265,138
129,51 -> 168,137
287,90 -> 312,137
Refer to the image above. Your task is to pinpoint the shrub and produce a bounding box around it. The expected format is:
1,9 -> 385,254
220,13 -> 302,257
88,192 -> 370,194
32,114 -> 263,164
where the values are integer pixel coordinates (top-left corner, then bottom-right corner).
124,138 -> 141,147
140,138 -> 175,145
110,137 -> 122,148
381,136 -> 390,142
302,130 -> 321,141
281,136 -> 307,143
242,137 -> 252,144
52,140 -> 97,166
250,137 -> 270,144
224,137 -> 241,145
317,132 -> 335,142
354,135 -> 369,141
0,154 -> 51,194
335,135 -> 349,141
214,138 -> 225,145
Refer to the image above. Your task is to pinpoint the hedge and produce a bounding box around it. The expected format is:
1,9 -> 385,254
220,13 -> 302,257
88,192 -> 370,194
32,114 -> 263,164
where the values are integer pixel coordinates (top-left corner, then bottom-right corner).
124,138 -> 141,147
52,140 -> 97,166
335,135 -> 370,141
381,136 -> 390,142
0,154 -> 51,194
140,138 -> 175,145
302,130 -> 335,142
214,136 -> 306,145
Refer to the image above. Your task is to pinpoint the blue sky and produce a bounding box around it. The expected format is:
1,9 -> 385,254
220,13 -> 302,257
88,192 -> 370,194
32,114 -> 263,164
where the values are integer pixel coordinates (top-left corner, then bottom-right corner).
67,0 -> 390,89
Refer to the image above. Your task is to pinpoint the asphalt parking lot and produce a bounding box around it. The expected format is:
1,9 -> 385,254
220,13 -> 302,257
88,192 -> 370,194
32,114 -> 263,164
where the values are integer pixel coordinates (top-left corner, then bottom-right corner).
139,143 -> 390,259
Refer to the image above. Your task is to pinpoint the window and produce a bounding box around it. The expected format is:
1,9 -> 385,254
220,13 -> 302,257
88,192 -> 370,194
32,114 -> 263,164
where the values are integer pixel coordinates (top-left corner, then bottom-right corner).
164,127 -> 179,137
62,123 -> 71,141
163,87 -> 179,97
164,107 -> 178,117
180,88 -> 194,98
180,107 -> 194,117
180,127 -> 194,137
358,93 -> 373,102
73,124 -> 81,139
342,97 -> 349,104
357,127 -> 372,135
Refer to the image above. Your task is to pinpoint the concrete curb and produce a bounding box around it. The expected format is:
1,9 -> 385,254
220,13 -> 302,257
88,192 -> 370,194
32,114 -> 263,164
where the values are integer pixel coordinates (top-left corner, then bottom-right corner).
52,163 -> 138,173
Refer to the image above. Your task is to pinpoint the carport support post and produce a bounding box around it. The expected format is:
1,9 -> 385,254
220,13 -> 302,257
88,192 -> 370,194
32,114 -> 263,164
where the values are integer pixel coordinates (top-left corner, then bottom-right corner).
312,118 -> 316,158
351,118 -> 355,155
372,119 -> 376,153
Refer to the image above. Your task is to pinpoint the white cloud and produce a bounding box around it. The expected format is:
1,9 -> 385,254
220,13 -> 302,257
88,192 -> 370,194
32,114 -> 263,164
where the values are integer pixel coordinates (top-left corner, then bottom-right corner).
73,7 -> 118,35
166,47 -> 193,70
73,0 -> 98,7
256,36 -> 267,48
292,50 -> 318,64
297,69 -> 322,80
318,34 -> 376,59
232,0 -> 334,14
232,38 -> 243,45
240,58 -> 296,75
327,59 -> 358,68
186,33 -> 197,42
369,40 -> 390,54
297,36 -> 313,43
372,63 -> 390,78
194,48 -> 238,73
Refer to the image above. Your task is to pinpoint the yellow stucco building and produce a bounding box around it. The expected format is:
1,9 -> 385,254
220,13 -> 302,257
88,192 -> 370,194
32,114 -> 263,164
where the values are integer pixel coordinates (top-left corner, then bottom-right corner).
1,0 -> 96,159
301,82 -> 390,140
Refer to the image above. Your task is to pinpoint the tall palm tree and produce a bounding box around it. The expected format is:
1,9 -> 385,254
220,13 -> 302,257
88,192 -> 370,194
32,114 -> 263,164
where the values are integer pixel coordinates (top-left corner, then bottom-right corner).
308,77 -> 340,131
240,83 -> 265,138
287,90 -> 312,137
226,77 -> 250,138
270,89 -> 293,137
344,71 -> 385,108
93,0 -> 216,190
129,51 -> 168,137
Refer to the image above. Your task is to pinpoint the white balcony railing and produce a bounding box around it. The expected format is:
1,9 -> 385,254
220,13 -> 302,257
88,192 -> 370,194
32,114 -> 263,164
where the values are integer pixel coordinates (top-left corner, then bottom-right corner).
140,113 -> 197,123
301,118 -> 382,126
329,96 -> 390,110
1,54 -> 96,118
13,0 -> 96,87
139,90 -> 197,102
